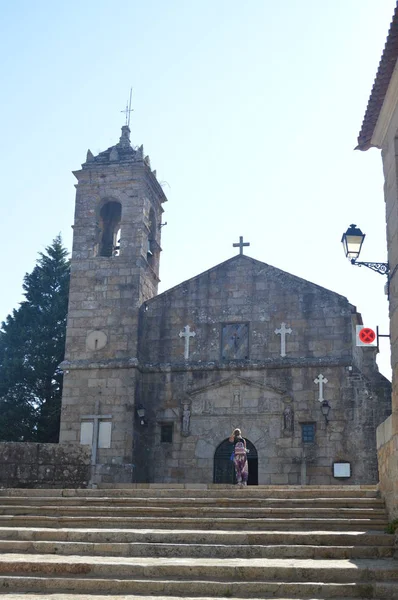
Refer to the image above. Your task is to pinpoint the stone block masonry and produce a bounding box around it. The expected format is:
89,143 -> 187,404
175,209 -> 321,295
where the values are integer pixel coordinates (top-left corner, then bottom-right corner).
377,415 -> 398,519
135,256 -> 391,486
59,126 -> 167,484
0,485 -> 395,598
0,443 -> 90,488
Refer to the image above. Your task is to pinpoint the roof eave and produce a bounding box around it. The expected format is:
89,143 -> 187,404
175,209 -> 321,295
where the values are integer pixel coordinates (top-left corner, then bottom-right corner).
356,3 -> 398,152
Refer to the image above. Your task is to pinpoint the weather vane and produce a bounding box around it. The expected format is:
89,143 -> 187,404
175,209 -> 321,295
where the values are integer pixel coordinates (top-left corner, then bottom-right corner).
121,88 -> 133,127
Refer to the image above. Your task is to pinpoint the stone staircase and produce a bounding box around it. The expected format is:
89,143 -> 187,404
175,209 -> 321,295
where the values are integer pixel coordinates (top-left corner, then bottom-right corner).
0,484 -> 395,599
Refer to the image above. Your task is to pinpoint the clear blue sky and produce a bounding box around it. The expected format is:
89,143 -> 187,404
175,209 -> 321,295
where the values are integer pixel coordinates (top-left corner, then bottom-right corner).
0,0 -> 395,378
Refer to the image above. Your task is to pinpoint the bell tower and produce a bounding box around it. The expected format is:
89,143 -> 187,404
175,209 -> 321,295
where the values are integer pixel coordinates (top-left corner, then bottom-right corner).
59,125 -> 167,484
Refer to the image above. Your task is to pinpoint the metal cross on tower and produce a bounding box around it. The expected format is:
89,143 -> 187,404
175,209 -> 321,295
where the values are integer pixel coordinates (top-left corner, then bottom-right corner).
121,88 -> 133,127
233,236 -> 250,255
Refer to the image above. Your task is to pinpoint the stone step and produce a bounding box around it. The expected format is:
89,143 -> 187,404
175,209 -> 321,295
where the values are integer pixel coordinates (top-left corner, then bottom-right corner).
0,515 -> 388,530
0,554 -> 396,583
0,574 -> 395,598
0,496 -> 384,508
0,596 -> 391,600
0,527 -> 392,547
0,505 -> 386,518
0,486 -> 380,499
0,485 -> 393,599
0,539 -> 393,559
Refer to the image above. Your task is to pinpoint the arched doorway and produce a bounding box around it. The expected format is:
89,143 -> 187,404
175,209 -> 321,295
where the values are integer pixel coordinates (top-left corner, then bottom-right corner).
213,438 -> 258,485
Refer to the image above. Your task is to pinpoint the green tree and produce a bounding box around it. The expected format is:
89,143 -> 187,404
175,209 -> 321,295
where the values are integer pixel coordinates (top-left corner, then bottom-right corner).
0,236 -> 70,442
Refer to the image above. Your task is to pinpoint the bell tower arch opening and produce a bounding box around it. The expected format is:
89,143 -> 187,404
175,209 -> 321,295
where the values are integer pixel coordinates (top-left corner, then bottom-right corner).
213,437 -> 258,485
99,201 -> 121,257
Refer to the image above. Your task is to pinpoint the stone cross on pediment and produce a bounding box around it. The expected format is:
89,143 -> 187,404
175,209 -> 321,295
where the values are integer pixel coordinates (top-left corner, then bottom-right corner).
179,325 -> 196,360
275,322 -> 292,357
81,400 -> 112,466
314,374 -> 328,402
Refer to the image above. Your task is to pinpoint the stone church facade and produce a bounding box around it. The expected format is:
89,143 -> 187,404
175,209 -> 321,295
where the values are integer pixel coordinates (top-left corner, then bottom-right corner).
59,125 -> 391,486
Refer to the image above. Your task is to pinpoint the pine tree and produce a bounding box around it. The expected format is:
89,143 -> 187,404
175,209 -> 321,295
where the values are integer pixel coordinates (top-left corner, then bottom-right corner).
0,236 -> 70,442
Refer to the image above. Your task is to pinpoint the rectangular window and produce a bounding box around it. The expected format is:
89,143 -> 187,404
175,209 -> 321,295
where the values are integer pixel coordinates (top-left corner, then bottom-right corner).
301,423 -> 315,443
161,424 -> 173,443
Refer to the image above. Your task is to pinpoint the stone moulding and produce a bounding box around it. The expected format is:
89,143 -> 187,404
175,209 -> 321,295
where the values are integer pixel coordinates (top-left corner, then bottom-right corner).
60,356 -> 353,372
59,358 -> 140,371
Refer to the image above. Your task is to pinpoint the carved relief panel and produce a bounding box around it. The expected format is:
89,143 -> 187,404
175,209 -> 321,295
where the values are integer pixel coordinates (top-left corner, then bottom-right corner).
221,323 -> 249,360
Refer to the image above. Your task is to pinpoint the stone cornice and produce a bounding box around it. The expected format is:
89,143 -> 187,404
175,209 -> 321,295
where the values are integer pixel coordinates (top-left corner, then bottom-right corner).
60,356 -> 352,372
143,165 -> 168,205
72,166 -> 167,206
60,358 -> 140,371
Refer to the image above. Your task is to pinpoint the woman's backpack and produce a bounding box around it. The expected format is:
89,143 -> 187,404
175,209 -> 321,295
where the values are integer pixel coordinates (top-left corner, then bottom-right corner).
234,440 -> 246,455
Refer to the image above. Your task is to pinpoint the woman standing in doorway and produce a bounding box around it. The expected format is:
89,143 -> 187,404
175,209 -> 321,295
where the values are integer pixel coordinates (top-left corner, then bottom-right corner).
229,428 -> 248,487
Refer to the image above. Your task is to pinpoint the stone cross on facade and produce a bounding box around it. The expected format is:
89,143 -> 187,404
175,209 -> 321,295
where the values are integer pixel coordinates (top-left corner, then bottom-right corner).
275,322 -> 292,357
179,325 -> 196,360
81,400 -> 112,466
314,374 -> 328,402
233,236 -> 250,255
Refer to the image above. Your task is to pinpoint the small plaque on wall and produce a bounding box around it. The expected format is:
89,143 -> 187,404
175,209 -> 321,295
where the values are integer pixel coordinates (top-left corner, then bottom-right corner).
80,421 -> 93,445
98,421 -> 112,449
333,462 -> 351,478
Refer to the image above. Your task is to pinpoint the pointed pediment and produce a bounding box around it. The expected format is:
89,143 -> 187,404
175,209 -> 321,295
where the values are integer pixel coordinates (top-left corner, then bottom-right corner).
187,375 -> 290,418
188,375 -> 287,398
146,253 -> 350,308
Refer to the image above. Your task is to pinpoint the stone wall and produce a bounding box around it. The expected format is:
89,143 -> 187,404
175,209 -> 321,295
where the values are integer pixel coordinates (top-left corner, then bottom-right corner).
134,256 -> 391,485
135,365 -> 390,485
377,416 -> 398,520
60,365 -> 137,480
139,257 -> 355,365
379,95 -> 398,518
0,443 -> 91,488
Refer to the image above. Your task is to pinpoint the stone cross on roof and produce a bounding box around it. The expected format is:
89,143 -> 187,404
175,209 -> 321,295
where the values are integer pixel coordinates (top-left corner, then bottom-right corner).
233,236 -> 250,255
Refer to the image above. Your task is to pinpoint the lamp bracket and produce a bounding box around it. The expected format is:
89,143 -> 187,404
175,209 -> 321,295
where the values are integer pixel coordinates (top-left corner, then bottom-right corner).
351,259 -> 389,276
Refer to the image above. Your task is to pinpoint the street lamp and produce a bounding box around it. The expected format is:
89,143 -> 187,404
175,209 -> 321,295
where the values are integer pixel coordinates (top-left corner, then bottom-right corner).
136,404 -> 146,426
341,224 -> 365,261
341,224 -> 389,277
321,400 -> 331,424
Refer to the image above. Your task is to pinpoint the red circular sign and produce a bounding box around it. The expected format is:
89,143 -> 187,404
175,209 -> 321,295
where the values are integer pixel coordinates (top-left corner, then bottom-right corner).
359,327 -> 376,344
